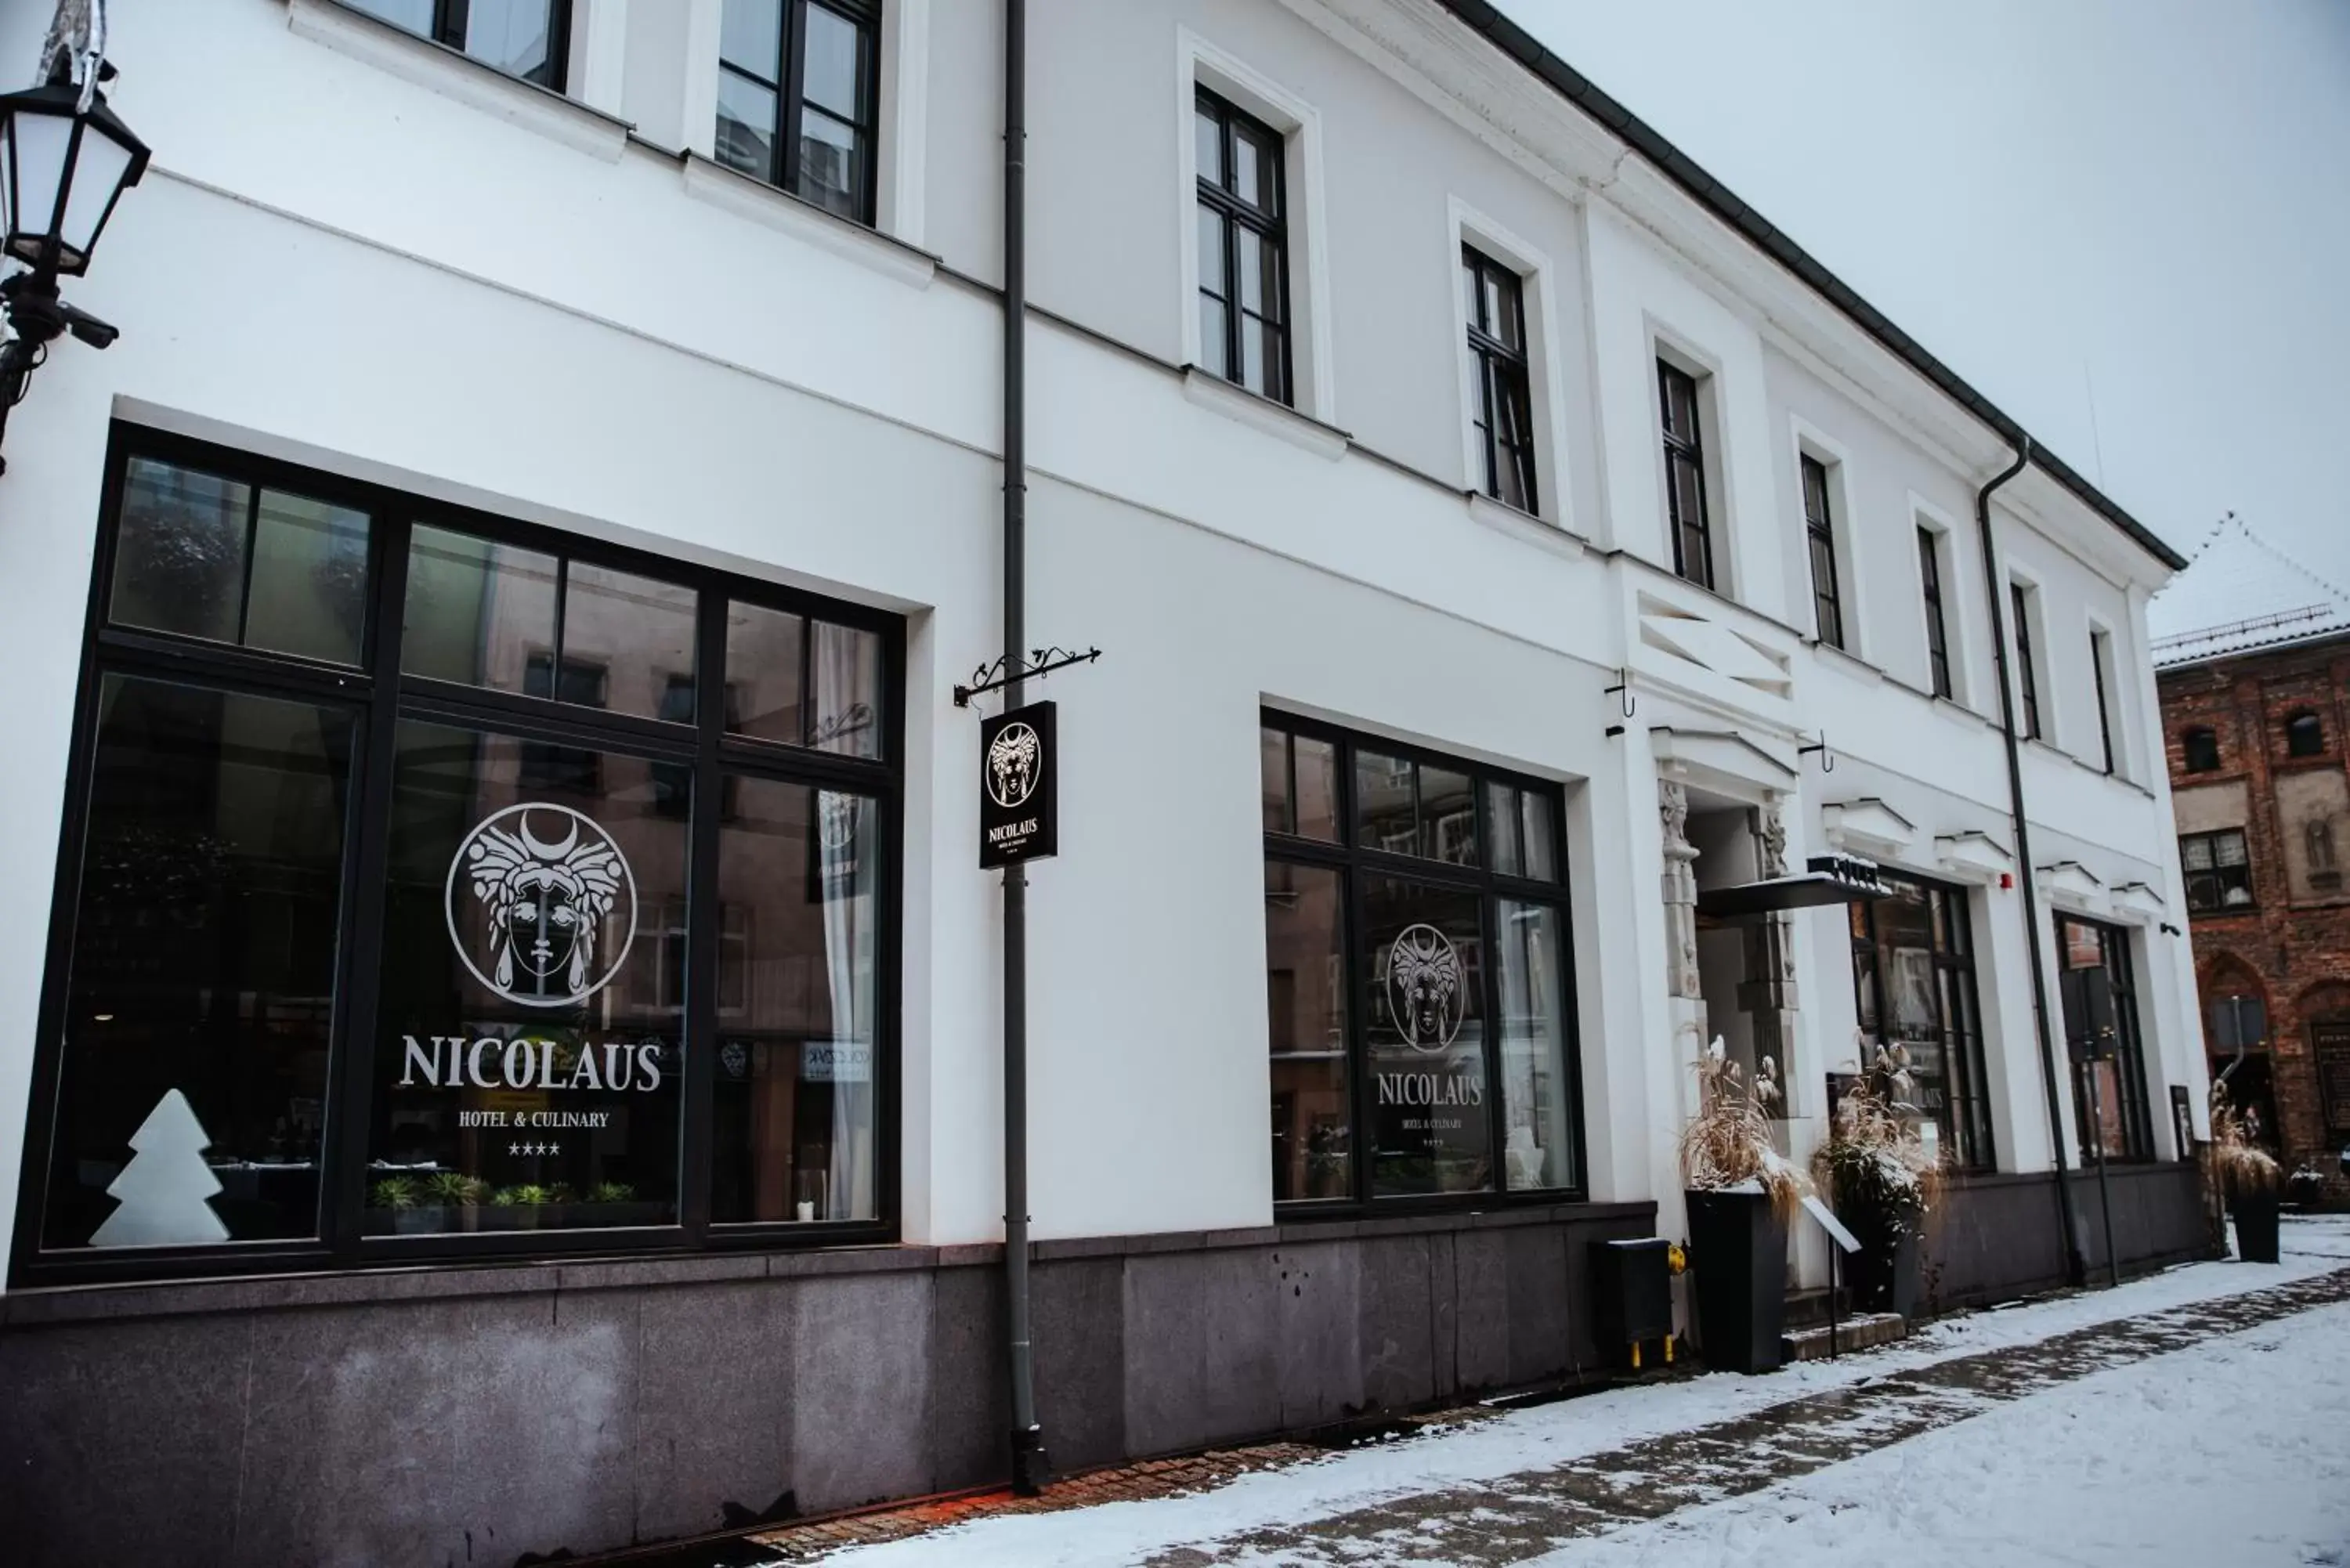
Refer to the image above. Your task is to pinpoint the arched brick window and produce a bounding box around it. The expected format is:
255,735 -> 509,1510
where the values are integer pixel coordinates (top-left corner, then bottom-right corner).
2182,726 -> 2221,773
2287,710 -> 2325,758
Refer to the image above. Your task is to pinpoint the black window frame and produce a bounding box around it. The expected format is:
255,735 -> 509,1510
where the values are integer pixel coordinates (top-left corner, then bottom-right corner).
1847,869 -> 1995,1172
2011,582 -> 2042,740
2286,710 -> 2326,758
1658,359 -> 1715,589
2179,827 -> 2255,915
715,0 -> 884,227
1194,88 -> 1292,406
2181,725 -> 2222,773
1799,453 -> 1844,649
351,0 -> 573,89
1918,525 -> 1953,699
1260,712 -> 1586,1215
2059,915 -> 2155,1165
2091,629 -> 2117,775
1462,246 -> 1538,515
10,425 -> 906,1288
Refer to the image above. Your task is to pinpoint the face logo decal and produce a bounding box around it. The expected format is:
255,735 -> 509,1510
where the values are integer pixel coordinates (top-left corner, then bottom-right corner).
1387,923 -> 1466,1053
446,804 -> 637,1007
985,721 -> 1042,809
818,792 -> 861,852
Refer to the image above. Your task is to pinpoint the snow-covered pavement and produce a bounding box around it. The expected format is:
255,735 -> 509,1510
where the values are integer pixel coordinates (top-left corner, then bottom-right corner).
813,1216 -> 2350,1568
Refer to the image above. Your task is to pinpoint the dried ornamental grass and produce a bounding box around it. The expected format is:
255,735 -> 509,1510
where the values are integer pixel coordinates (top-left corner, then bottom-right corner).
2204,1086 -> 2281,1201
1813,1043 -> 1942,1231
1679,1036 -> 1804,1212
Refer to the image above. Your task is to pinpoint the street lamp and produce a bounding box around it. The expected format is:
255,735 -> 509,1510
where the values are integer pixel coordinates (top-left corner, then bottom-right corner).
0,63 -> 150,475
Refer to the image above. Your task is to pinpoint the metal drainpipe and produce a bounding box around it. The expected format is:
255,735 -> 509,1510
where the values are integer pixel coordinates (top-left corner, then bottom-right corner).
1974,439 -> 2095,1289
1000,0 -> 1049,1498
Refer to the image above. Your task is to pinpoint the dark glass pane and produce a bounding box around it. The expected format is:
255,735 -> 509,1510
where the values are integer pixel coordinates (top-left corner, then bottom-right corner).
1801,455 -> 1830,524
1355,750 -> 1416,856
801,4 -> 867,121
1196,205 -> 1226,299
1484,782 -> 1522,878
1491,272 -> 1524,352
1497,898 -> 1573,1189
45,677 -> 352,1250
559,562 -> 698,724
713,778 -> 880,1223
1194,104 -> 1223,188
1256,316 -> 1288,404
110,457 -> 251,645
1461,252 -> 1482,333
1260,727 -> 1290,834
726,600 -> 806,746
1266,861 -> 1349,1201
1365,876 -> 1489,1196
366,719 -> 686,1235
402,525 -> 559,696
1197,294 -> 1228,378
811,620 -> 882,757
1240,310 -> 1267,395
1294,735 -> 1340,842
1852,948 -> 1880,1035
797,109 -> 863,219
721,0 -> 784,74
1234,121 -> 1280,213
461,0 -> 559,83
2181,836 -> 2212,871
1235,227 -> 1266,315
1422,765 -> 1477,867
519,656 -> 607,793
246,489 -> 372,666
716,71 -> 779,179
1520,792 -> 1558,882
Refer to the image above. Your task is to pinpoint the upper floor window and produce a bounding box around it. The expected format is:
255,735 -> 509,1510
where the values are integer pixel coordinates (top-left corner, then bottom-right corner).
1658,361 -> 1713,589
2010,582 -> 2042,740
2182,725 -> 2222,773
347,0 -> 569,87
716,0 -> 881,225
1917,526 -> 1953,699
2181,828 -> 2254,913
1462,247 -> 1537,514
2287,710 -> 2325,757
1195,89 -> 1289,405
1800,453 -> 1844,649
2090,629 -> 2118,775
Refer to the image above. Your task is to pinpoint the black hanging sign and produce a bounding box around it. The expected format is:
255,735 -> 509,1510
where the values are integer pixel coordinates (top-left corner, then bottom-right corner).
980,700 -> 1058,869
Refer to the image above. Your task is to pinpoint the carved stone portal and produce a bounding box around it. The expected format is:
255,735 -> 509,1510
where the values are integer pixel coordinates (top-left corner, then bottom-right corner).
1659,779 -> 1701,1000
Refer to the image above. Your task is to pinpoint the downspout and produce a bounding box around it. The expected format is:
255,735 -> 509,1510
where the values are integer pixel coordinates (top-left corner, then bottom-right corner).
1000,0 -> 1049,1497
1974,440 -> 2092,1289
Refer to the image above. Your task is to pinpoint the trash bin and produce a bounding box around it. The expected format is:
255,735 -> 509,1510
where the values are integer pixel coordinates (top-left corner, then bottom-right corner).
1592,1236 -> 1675,1369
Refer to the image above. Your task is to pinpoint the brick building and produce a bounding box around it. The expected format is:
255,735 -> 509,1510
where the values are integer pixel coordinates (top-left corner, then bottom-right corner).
2153,518 -> 2350,1198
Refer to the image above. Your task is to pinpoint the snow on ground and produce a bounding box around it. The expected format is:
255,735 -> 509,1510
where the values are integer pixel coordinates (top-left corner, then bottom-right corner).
1528,1295 -> 2350,1567
826,1217 -> 2350,1568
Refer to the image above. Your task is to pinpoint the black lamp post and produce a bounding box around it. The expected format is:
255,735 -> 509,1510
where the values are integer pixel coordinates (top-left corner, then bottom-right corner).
0,62 -> 150,475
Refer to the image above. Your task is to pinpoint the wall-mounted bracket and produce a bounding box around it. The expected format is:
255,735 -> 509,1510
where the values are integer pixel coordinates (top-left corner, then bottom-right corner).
953,645 -> 1102,709
1799,733 -> 1835,774
1603,670 -> 1635,720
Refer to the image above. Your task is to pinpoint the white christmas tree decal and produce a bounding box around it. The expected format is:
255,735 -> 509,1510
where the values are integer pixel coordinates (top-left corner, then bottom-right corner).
90,1089 -> 231,1248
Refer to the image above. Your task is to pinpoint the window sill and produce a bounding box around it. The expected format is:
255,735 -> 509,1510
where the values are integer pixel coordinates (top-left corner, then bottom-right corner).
678,154 -> 939,290
1180,367 -> 1350,460
284,0 -> 631,162
1810,639 -> 1886,684
1465,491 -> 1586,559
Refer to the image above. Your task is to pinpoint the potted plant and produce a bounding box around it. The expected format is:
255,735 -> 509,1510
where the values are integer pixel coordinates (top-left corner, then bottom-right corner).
425,1170 -> 487,1233
368,1175 -> 440,1236
2286,1164 -> 2325,1209
1813,1045 -> 1940,1317
1680,1037 -> 1802,1374
489,1183 -> 554,1232
2205,1089 -> 2282,1263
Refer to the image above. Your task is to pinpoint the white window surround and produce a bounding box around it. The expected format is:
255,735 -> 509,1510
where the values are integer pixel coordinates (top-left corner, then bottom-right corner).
1175,28 -> 1338,423
284,0 -> 631,161
1447,197 -> 1573,533
2086,613 -> 2131,781
678,0 -> 930,248
1647,322 -> 1737,599
1911,494 -> 1973,710
1788,414 -> 1863,662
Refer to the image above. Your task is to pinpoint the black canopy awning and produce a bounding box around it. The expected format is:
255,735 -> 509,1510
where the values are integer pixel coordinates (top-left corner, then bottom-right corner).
1695,854 -> 1893,925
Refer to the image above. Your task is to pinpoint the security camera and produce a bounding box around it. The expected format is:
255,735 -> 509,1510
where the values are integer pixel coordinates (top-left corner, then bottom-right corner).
60,302 -> 118,351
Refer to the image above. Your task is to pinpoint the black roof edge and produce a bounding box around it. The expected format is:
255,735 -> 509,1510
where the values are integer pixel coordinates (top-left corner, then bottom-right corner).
1431,0 -> 2189,573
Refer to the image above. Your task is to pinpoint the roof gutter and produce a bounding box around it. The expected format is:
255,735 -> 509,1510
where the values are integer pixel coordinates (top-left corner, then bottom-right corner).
1430,0 -> 2187,575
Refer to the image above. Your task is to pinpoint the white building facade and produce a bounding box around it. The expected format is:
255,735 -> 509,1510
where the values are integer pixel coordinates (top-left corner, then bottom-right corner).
0,2 -> 2209,1561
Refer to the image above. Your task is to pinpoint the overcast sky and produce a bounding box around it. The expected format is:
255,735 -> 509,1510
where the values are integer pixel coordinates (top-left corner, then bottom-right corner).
1498,0 -> 2350,588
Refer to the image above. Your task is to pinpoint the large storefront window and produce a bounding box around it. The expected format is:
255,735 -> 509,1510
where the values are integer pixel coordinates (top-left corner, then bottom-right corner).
17,431 -> 899,1284
1261,716 -> 1583,1207
1849,871 -> 1993,1170
2059,916 -> 2154,1163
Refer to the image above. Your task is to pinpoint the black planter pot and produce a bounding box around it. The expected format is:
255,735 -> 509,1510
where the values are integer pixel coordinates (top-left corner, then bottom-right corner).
1685,1188 -> 1789,1374
1837,1202 -> 1924,1317
2229,1190 -> 2281,1263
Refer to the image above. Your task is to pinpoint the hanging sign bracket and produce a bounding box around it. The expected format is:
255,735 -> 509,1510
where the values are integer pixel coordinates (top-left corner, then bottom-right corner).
954,645 -> 1102,709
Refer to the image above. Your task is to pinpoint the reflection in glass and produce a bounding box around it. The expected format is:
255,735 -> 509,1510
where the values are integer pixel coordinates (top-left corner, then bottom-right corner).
1485,782 -> 1521,876
721,0 -> 783,73
1422,766 -> 1477,866
726,600 -> 805,744
1364,876 -> 1488,1196
716,70 -> 779,180
561,561 -> 698,723
1266,861 -> 1349,1201
713,776 -> 880,1223
46,677 -> 353,1249
110,457 -> 251,645
1294,736 -> 1340,842
367,721 -> 685,1235
801,4 -> 864,118
461,0 -> 561,84
812,621 -> 881,757
246,490 -> 371,666
1260,726 -> 1289,835
402,525 -> 558,695
1497,900 -> 1574,1189
1356,750 -> 1415,856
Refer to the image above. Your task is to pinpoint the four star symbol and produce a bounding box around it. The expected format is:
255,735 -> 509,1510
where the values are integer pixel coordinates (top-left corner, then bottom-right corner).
504,1140 -> 562,1157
